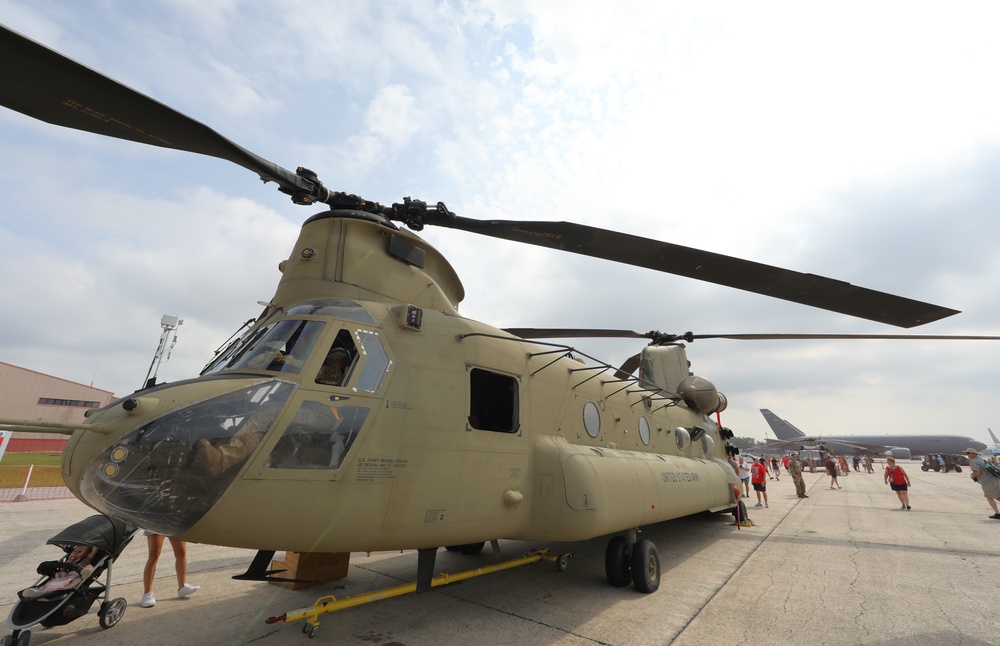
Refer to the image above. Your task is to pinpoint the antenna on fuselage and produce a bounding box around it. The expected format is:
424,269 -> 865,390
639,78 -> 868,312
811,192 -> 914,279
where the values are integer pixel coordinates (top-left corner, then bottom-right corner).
142,314 -> 183,389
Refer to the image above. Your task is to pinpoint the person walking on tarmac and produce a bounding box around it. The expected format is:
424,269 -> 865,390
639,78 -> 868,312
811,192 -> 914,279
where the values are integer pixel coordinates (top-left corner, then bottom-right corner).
966,448 -> 1000,519
751,457 -> 769,508
884,457 -> 912,510
788,453 -> 808,498
738,456 -> 751,498
825,455 -> 842,489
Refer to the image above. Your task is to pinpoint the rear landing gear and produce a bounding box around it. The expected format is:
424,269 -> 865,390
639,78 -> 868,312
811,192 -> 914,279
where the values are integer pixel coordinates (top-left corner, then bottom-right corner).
604,536 -> 631,587
632,539 -> 660,593
604,532 -> 660,593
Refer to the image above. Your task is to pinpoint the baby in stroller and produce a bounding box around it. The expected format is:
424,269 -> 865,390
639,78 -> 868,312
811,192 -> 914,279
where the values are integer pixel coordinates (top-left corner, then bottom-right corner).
5,514 -> 137,645
19,544 -> 99,599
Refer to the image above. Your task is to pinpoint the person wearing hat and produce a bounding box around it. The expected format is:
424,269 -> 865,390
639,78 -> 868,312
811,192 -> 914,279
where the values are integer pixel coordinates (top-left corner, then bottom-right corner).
966,448 -> 1000,520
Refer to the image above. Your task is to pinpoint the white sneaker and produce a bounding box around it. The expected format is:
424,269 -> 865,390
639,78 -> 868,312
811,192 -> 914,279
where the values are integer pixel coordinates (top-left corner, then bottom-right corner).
139,592 -> 156,608
177,584 -> 200,598
754,502 -> 762,507
765,503 -> 769,508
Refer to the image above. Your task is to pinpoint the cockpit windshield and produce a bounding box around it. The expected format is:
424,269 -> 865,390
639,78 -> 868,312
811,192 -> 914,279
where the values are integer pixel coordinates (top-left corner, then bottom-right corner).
203,319 -> 325,376
201,299 -> 378,377
79,379 -> 294,535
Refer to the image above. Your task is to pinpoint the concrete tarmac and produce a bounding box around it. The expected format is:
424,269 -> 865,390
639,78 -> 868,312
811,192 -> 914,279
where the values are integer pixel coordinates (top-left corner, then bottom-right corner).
1,466 -> 999,645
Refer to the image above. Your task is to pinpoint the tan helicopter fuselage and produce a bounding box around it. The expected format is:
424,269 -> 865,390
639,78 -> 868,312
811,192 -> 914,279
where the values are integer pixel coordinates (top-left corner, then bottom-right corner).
62,213 -> 741,553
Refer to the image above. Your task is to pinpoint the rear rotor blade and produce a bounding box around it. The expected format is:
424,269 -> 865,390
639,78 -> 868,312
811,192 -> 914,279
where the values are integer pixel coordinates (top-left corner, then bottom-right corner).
0,24 -> 316,199
685,333 -> 1000,341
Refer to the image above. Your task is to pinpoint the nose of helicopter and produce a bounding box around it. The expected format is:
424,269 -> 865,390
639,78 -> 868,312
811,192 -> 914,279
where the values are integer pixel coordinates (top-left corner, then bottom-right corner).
73,378 -> 295,535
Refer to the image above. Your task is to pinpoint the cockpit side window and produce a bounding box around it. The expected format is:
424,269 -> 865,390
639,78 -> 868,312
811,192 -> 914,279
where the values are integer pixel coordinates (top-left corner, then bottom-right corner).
353,330 -> 391,393
264,401 -> 369,470
315,330 -> 358,387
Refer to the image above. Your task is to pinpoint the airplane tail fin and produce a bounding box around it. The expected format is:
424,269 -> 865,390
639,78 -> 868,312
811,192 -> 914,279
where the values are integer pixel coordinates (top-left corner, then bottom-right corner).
989,427 -> 1000,445
759,409 -> 806,439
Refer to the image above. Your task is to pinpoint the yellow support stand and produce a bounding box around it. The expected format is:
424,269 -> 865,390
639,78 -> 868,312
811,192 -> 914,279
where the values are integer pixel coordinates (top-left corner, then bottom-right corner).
265,549 -> 572,638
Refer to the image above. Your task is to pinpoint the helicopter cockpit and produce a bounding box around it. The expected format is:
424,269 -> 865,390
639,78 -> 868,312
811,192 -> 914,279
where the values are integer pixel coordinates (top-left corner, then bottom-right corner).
77,299 -> 391,535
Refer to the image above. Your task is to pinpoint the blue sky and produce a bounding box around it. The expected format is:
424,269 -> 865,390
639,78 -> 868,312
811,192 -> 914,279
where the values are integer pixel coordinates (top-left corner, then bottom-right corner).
3,1 -> 1000,442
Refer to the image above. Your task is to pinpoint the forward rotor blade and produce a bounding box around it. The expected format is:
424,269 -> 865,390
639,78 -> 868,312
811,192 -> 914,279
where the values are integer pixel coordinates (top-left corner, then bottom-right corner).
503,329 -> 1000,342
503,328 -> 653,340
0,24 -> 315,198
0,24 -> 964,330
445,218 -> 957,329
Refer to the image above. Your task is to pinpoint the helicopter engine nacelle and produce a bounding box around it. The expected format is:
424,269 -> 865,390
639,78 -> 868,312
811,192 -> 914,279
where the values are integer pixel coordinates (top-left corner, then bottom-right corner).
677,375 -> 720,414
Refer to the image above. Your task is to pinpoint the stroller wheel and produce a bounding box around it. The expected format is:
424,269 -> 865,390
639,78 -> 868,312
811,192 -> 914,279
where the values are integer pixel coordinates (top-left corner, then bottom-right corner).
1,633 -> 9,646
99,598 -> 127,629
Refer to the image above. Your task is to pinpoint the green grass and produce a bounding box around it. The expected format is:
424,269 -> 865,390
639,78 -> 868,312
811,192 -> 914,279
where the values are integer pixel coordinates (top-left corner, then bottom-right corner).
0,452 -> 63,467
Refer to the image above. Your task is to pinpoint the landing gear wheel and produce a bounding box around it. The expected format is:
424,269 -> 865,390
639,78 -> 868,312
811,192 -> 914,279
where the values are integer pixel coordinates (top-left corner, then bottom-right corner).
99,597 -> 127,629
604,536 -> 631,587
556,554 -> 570,572
631,539 -> 660,593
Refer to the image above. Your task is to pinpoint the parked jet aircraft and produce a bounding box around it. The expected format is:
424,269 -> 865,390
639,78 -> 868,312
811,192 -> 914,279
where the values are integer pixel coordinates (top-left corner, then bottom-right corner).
759,409 -> 987,460
987,428 -> 1000,452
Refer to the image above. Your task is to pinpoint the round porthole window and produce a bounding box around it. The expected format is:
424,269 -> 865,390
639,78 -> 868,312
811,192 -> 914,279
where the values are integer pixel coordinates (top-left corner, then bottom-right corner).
583,401 -> 601,438
675,427 -> 690,450
639,416 -> 651,445
701,435 -> 715,454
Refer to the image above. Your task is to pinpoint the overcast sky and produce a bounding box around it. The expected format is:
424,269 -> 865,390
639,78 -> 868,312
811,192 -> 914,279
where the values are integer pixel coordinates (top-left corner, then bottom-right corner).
2,1 -> 1000,444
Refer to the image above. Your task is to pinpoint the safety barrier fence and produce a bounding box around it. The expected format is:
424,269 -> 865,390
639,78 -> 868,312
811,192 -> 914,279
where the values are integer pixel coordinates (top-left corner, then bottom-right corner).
0,465 -> 73,502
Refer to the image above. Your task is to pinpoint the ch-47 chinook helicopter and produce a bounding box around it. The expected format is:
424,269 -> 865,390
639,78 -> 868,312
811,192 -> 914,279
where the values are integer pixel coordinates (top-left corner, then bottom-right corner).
3,23 -> 999,625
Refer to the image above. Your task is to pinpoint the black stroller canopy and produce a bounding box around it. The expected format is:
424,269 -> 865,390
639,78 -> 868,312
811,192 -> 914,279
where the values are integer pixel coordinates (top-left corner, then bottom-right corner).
46,515 -> 134,555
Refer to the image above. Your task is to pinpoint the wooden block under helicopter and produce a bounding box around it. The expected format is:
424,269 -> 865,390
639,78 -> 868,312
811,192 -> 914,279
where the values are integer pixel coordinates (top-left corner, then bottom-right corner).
267,552 -> 351,591
4,24 -> 1000,637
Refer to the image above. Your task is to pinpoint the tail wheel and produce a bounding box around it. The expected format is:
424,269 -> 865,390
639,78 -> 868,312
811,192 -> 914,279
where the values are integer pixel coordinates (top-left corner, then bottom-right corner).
604,536 -> 631,587
631,539 -> 660,593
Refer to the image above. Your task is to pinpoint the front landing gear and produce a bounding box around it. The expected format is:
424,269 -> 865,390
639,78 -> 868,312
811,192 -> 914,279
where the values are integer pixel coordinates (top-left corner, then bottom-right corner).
604,532 -> 660,593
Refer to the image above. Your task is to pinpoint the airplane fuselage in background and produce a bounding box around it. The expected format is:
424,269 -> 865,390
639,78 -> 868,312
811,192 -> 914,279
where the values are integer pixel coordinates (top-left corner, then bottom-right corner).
759,409 -> 987,459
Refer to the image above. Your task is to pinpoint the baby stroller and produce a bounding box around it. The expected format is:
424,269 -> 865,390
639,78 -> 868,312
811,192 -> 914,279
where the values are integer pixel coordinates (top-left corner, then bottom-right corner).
3,514 -> 138,646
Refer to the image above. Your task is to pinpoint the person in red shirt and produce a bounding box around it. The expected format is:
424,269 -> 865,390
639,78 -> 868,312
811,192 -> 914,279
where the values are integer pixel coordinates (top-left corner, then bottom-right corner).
751,458 -> 769,508
884,457 -> 912,510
